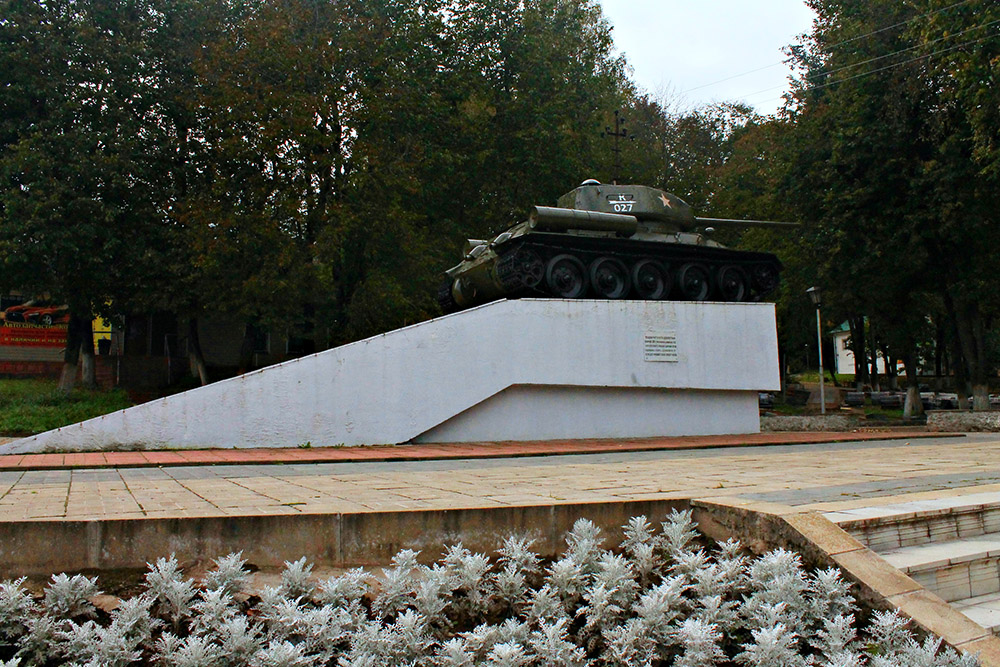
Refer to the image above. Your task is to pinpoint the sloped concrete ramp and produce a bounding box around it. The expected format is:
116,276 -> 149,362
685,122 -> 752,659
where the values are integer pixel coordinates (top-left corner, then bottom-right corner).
1,299 -> 779,454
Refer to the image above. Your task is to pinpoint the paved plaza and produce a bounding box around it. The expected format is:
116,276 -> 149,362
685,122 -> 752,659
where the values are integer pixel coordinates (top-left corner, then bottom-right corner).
1,433 -> 999,522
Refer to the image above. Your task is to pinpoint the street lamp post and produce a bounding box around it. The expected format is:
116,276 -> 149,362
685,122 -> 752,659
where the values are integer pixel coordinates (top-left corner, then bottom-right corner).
806,287 -> 826,415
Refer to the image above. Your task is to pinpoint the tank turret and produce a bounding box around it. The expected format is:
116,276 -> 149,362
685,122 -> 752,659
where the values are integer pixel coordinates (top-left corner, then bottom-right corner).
438,181 -> 796,313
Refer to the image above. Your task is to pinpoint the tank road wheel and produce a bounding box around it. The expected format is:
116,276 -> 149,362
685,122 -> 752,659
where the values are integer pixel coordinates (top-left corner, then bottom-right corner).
545,254 -> 589,298
716,265 -> 749,302
589,257 -> 631,299
750,263 -> 780,295
517,249 -> 545,288
676,263 -> 711,301
631,259 -> 671,300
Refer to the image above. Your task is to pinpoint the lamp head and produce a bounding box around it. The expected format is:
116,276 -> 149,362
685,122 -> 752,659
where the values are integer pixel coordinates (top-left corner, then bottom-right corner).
806,286 -> 822,307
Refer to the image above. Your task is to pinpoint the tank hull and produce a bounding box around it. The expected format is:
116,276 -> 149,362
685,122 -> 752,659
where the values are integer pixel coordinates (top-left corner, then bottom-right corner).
440,232 -> 782,312
439,181 -> 792,313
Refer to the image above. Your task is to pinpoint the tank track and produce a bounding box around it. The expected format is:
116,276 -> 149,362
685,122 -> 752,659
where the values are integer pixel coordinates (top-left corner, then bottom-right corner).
437,277 -> 459,314
494,234 -> 782,302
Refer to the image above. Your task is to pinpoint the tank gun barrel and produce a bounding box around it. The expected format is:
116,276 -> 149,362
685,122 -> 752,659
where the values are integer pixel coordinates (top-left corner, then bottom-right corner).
694,216 -> 799,230
530,206 -> 638,236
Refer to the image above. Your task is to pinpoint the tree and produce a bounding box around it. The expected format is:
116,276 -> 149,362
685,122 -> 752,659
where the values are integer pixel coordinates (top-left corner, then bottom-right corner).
914,0 -> 1000,408
918,0 -> 1000,181
774,0 -> 956,413
0,0 -> 171,391
312,0 -> 634,342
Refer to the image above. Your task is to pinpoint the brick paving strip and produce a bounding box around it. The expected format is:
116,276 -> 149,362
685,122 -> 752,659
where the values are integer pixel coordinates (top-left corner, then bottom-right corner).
0,427 -> 954,471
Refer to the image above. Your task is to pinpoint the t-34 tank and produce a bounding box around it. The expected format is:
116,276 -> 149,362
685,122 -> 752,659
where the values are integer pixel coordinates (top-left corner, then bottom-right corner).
438,180 -> 796,313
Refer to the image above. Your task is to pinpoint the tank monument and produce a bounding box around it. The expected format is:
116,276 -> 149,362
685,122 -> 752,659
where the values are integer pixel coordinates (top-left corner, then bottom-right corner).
439,179 -> 794,311
0,181 -> 790,455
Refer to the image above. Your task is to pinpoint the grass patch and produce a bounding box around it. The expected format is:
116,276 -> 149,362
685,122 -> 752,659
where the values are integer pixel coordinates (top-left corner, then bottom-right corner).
768,395 -> 906,420
0,378 -> 133,436
789,371 -> 856,384
768,402 -> 809,416
865,406 -> 905,419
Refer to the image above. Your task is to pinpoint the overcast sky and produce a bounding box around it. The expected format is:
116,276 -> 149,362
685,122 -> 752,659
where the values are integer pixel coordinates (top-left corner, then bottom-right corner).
599,0 -> 818,115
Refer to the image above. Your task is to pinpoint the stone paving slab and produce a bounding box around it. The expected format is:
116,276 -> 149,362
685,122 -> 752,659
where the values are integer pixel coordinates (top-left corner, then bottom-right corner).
0,433 -> 992,523
809,483 -> 1000,515
744,471 -> 1000,506
0,429 -> 955,471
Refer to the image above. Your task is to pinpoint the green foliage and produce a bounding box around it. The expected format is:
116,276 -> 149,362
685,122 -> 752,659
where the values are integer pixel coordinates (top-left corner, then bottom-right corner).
623,98 -> 760,213
780,0 -> 939,364
0,379 -> 132,436
0,0 -> 172,319
917,0 -> 1000,182
1,0 -> 636,353
0,517 -> 978,666
704,0 -> 1000,399
1,0 -> 997,386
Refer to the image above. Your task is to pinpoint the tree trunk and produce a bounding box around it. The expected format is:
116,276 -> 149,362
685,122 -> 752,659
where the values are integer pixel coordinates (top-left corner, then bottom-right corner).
869,340 -> 880,392
58,313 -> 85,394
947,289 -> 990,410
822,335 -> 841,387
953,338 -> 970,406
934,321 -> 945,389
972,312 -> 990,411
848,315 -> 869,389
972,383 -> 990,411
943,293 -> 970,403
238,323 -> 256,375
187,317 -> 209,386
80,317 -> 97,389
902,347 -> 924,419
300,303 -> 317,355
885,347 -> 899,391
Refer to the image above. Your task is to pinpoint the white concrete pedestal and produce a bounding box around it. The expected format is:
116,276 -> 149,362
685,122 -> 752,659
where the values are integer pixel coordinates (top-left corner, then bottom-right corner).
1,299 -> 780,454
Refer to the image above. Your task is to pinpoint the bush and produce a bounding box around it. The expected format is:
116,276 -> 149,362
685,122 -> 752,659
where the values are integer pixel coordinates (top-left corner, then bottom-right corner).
0,511 -> 979,666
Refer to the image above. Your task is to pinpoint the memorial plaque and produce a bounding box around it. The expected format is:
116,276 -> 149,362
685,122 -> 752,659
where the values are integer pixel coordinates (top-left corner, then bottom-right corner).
644,330 -> 678,362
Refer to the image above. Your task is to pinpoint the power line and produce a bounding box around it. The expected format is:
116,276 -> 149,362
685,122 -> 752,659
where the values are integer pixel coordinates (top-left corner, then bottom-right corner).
803,16 -> 1000,83
810,32 -> 996,90
680,0 -> 980,96
820,0 -> 978,49
747,30 -> 997,106
683,62 -> 784,95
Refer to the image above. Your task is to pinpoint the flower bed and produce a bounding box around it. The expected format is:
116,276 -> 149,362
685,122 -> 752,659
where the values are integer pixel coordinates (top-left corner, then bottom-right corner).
0,511 -> 977,666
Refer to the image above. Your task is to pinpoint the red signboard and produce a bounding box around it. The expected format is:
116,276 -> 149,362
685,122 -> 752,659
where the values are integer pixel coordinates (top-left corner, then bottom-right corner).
0,322 -> 67,348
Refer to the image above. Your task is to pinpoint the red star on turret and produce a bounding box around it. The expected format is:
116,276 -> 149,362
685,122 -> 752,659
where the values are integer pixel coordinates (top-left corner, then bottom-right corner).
659,193 -> 673,208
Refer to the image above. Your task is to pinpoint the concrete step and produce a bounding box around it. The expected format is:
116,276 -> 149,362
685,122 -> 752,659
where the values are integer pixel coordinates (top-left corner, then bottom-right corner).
954,592 -> 1000,634
880,535 -> 1000,602
826,493 -> 1000,634
825,491 -> 1000,552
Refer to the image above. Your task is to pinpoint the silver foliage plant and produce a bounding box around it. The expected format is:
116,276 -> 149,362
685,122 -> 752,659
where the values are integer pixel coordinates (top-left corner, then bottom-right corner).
0,510 -> 981,666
